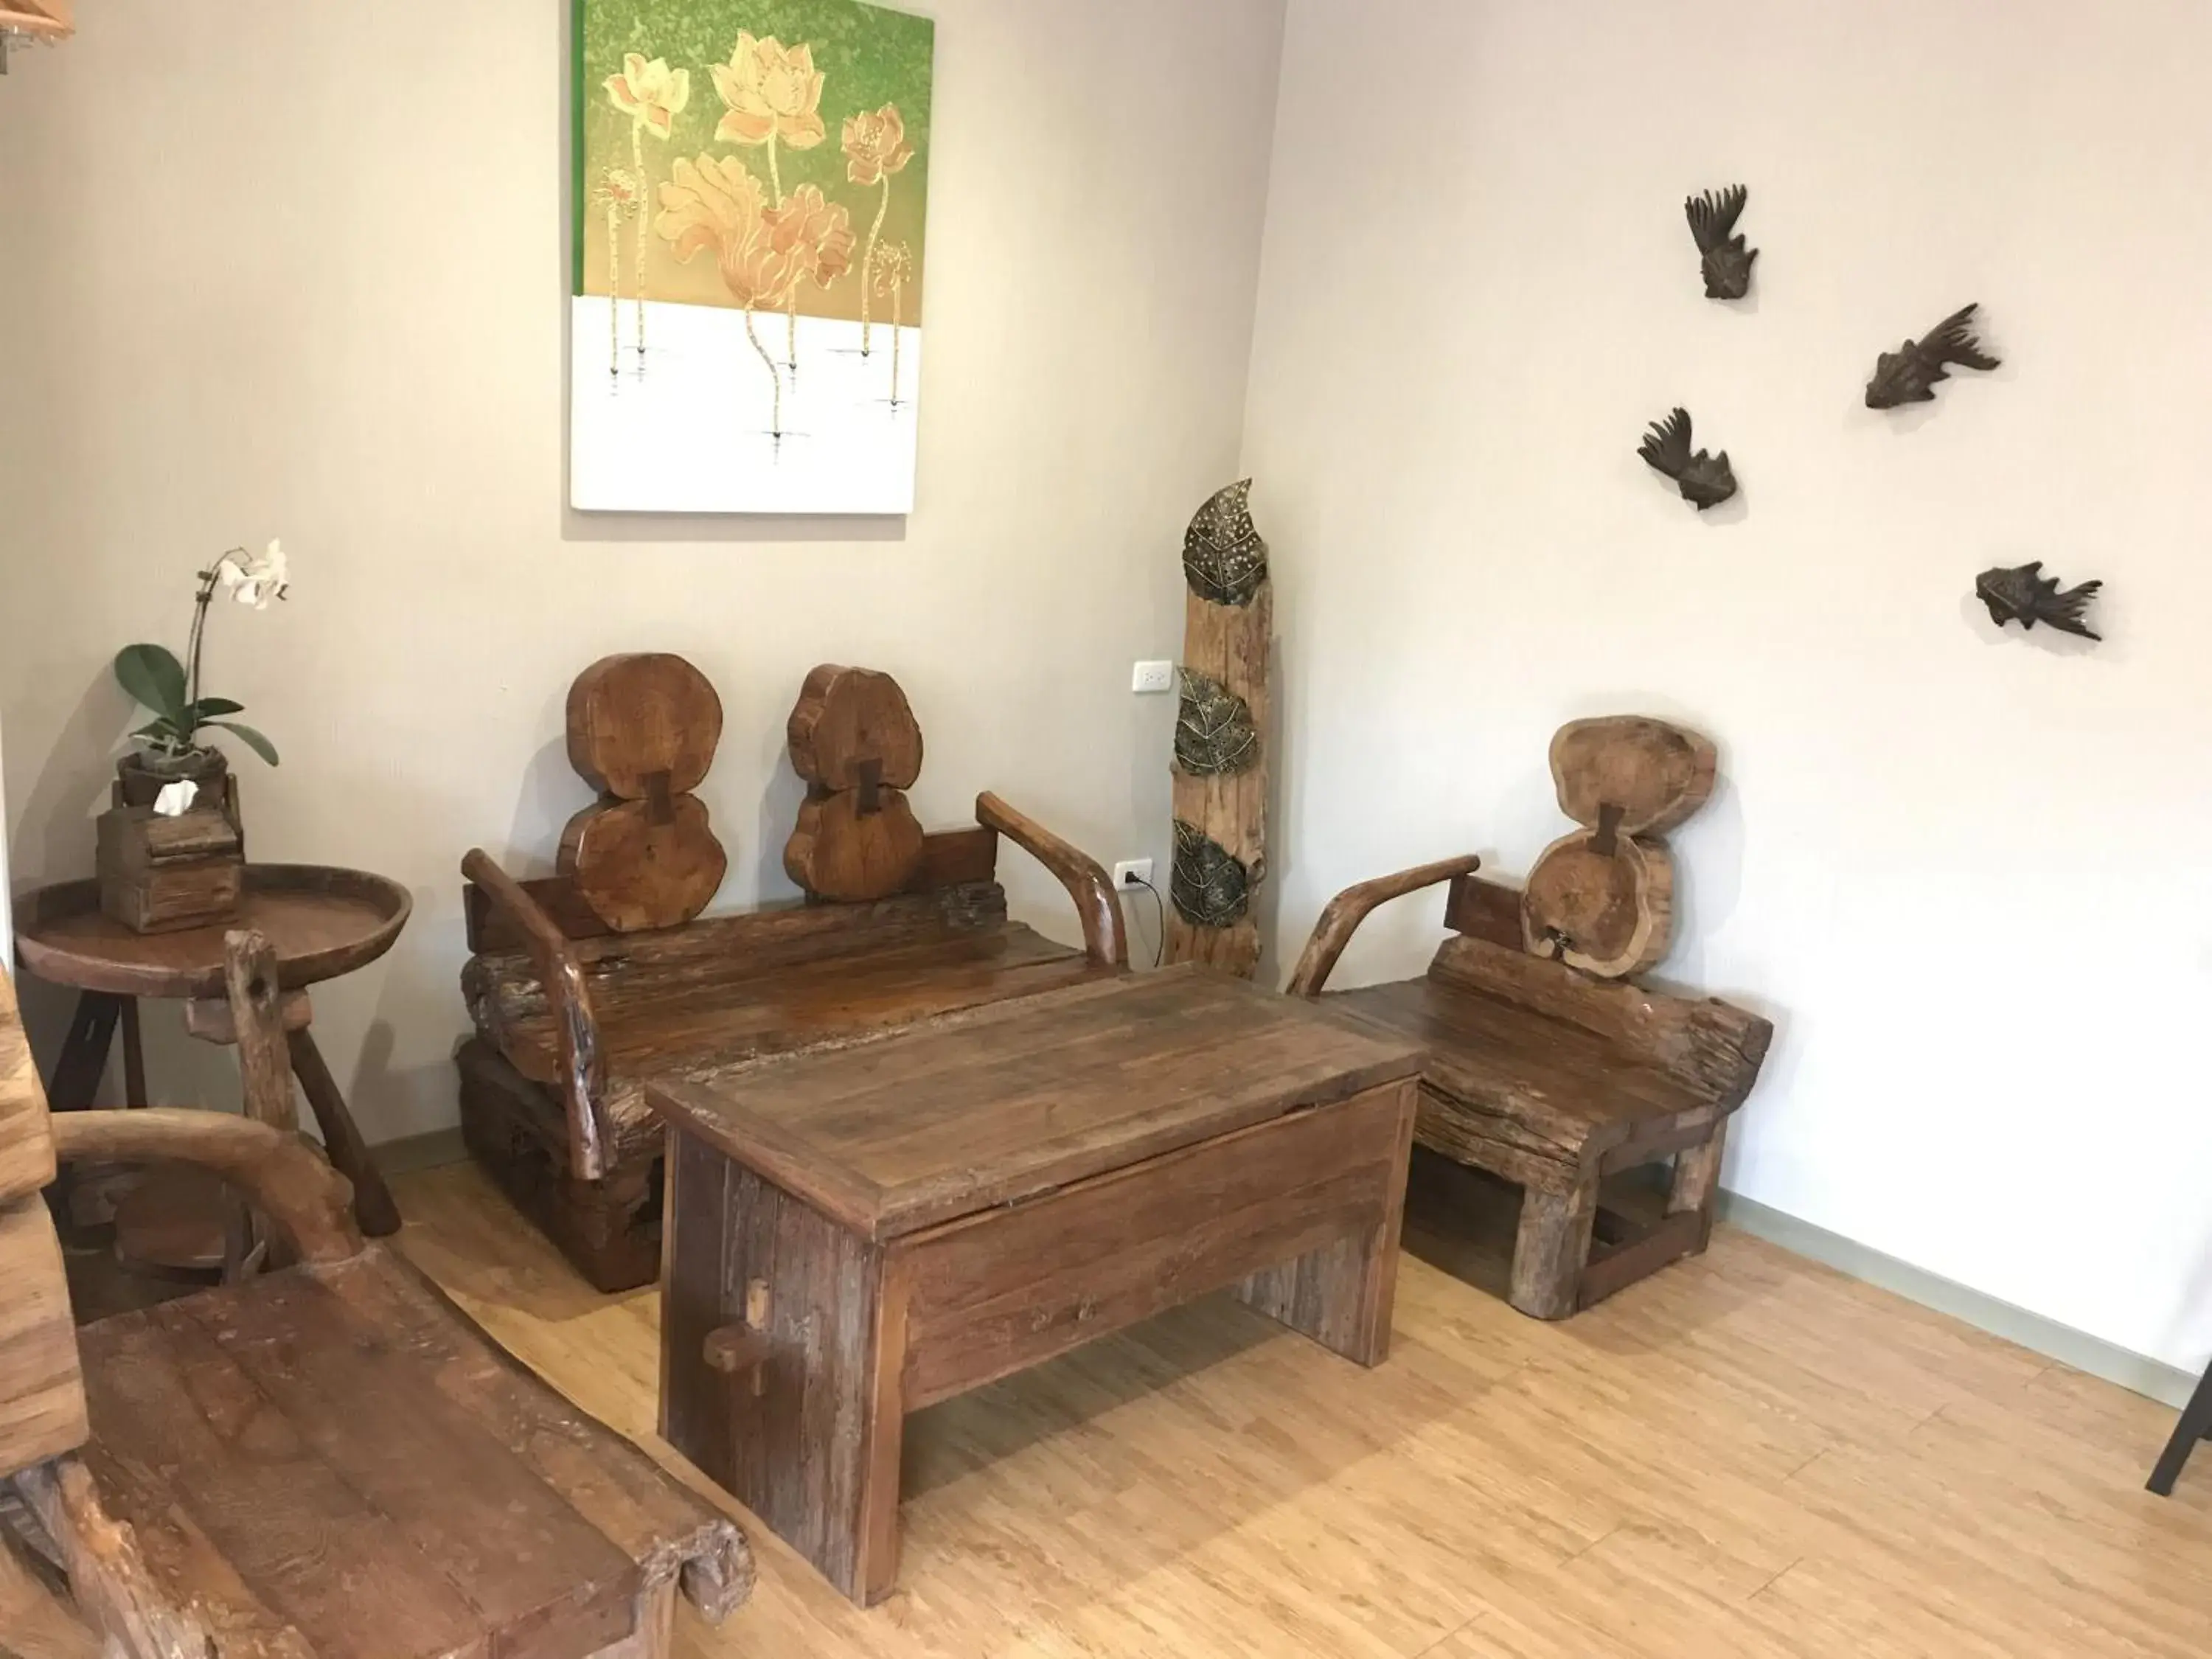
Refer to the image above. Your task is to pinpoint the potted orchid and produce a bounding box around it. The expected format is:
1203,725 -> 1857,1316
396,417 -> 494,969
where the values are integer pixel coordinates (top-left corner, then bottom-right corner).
111,541 -> 288,811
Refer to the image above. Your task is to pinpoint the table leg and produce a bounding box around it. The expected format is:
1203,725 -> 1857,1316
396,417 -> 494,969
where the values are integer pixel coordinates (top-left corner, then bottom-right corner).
2149,1360 -> 2212,1496
47,992 -> 122,1112
118,999 -> 147,1107
285,1028 -> 402,1238
45,992 -> 123,1237
661,1150 -> 905,1606
1234,1080 -> 1417,1366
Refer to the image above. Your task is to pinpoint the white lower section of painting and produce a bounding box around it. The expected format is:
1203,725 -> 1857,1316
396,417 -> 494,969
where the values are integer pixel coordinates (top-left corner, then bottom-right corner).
569,296 -> 922,515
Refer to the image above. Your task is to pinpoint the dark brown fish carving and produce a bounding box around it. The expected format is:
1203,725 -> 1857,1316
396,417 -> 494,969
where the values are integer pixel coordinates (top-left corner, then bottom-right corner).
1867,304 -> 2001,408
1975,562 -> 2102,641
1638,408 -> 1736,509
1686,185 -> 1756,299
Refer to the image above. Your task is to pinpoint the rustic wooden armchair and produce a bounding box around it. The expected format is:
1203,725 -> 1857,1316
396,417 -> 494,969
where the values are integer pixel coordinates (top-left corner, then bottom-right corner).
0,957 -> 751,1658
1290,718 -> 1773,1320
459,788 -> 1128,1291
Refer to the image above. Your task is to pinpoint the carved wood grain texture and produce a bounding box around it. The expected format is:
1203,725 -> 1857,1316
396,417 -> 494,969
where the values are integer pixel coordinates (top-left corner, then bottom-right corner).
661,1152 -> 893,1607
57,1245 -> 750,1657
0,1200 -> 87,1483
0,971 -> 58,1205
897,1079 -> 1414,1407
1167,581 -> 1270,978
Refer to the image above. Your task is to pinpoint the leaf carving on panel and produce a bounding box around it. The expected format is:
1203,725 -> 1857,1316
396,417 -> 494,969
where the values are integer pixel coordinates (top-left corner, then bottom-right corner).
1174,668 -> 1259,776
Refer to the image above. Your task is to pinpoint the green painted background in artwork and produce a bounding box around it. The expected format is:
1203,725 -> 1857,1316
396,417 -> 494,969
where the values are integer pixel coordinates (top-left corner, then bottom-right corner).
573,0 -> 933,324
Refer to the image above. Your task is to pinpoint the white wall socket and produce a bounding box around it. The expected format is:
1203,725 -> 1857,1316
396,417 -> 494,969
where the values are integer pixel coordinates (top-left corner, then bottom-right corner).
1131,660 -> 1175,694
1113,859 -> 1155,890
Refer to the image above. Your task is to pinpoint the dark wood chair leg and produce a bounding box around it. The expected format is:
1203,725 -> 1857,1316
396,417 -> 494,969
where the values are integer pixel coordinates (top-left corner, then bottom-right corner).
44,991 -> 123,1237
2149,1358 -> 2212,1496
1509,1181 -> 1597,1321
1666,1120 -> 1728,1253
285,1028 -> 403,1237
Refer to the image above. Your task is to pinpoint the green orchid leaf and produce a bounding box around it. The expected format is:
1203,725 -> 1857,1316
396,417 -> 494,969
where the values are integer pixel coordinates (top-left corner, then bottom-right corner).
206,720 -> 279,766
188,696 -> 244,718
113,644 -> 189,724
130,719 -> 184,745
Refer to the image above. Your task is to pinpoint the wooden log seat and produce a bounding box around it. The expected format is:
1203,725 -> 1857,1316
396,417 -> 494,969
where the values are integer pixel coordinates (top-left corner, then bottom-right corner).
1291,864 -> 1772,1319
459,796 -> 1129,1293
0,964 -> 752,1659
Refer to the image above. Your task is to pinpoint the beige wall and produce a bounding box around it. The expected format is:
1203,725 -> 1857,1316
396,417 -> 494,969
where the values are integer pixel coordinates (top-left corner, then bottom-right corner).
0,0 -> 1286,1136
1243,0 -> 2212,1372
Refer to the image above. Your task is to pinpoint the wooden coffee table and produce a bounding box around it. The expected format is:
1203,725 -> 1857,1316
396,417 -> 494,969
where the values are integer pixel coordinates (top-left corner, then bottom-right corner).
647,965 -> 1421,1606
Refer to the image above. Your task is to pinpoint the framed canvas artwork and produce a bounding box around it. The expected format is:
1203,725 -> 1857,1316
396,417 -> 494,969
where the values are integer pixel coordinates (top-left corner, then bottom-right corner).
570,0 -> 934,514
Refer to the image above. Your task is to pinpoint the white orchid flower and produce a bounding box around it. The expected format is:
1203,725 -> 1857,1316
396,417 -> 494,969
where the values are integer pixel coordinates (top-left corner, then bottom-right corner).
216,539 -> 291,608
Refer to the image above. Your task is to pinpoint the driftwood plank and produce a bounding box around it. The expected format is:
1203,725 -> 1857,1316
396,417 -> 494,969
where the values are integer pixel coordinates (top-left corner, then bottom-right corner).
1167,582 -> 1271,978
0,1201 -> 86,1481
75,1310 -> 490,1656
170,1274 -> 641,1654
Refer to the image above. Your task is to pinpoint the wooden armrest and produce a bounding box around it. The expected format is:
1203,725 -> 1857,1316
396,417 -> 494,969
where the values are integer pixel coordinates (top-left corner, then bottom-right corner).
1287,854 -> 1484,998
462,849 -> 610,1181
48,1110 -> 362,1265
974,793 -> 1129,969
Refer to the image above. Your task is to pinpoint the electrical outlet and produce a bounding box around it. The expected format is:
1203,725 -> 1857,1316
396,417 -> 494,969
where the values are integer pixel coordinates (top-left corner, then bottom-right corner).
1130,660 -> 1175,694
1113,859 -> 1155,890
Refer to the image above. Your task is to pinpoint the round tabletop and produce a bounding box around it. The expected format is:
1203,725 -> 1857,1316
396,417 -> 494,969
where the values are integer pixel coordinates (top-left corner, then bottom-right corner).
13,863 -> 413,999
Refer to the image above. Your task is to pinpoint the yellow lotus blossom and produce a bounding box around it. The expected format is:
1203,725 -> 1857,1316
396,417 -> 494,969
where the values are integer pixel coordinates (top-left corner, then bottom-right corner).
841,103 -> 913,187
711,33 -> 827,151
604,54 -> 690,141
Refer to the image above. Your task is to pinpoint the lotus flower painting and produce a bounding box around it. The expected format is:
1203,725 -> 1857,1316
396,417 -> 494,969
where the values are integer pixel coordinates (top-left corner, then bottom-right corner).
571,0 -> 933,513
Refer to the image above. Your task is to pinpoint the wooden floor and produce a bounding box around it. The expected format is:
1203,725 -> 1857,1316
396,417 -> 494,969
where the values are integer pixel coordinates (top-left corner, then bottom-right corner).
392,1155 -> 2212,1658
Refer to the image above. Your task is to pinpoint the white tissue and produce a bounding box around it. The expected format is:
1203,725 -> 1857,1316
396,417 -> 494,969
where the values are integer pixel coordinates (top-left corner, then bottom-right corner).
152,779 -> 200,817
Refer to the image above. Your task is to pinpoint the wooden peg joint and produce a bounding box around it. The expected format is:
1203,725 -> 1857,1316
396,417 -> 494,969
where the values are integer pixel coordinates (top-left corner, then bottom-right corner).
1592,802 -> 1624,857
855,757 -> 883,815
643,768 -> 675,827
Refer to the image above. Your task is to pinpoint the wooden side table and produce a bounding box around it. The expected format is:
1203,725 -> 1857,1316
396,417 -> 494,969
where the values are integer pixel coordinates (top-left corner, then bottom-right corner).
647,966 -> 1421,1606
13,864 -> 411,1243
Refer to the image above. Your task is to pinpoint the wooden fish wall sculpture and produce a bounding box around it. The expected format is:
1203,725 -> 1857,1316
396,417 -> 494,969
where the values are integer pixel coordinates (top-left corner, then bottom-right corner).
1686,184 -> 1756,299
1975,562 -> 2103,641
1867,303 -> 2002,408
1638,408 -> 1737,509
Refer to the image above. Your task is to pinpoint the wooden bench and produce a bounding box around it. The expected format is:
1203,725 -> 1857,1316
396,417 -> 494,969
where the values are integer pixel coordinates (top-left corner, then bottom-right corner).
460,658 -> 1129,1293
460,796 -> 1127,1293
1290,718 -> 1773,1319
1,955 -> 751,1658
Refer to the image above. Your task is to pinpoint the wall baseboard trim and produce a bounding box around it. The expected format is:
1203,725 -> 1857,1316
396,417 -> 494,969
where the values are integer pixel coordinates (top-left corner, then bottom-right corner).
370,1127 -> 469,1179
361,1128 -> 2199,1409
1717,1189 -> 2199,1410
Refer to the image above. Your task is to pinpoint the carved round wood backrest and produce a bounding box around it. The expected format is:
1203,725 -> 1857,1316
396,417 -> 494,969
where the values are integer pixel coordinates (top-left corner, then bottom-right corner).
557,654 -> 728,933
782,665 -> 928,902
1521,716 -> 1716,978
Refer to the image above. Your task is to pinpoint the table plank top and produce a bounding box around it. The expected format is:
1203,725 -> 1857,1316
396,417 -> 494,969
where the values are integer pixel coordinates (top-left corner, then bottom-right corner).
13,864 -> 411,998
647,966 -> 1421,1242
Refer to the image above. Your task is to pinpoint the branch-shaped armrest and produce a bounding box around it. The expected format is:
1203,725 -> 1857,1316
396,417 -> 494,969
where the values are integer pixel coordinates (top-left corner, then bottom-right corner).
974,792 -> 1130,969
49,1109 -> 362,1266
1287,854 -> 1484,998
462,849 -> 610,1180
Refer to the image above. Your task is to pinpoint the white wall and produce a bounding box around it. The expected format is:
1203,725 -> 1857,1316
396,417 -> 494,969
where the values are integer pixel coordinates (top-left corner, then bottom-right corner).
0,1 -> 1284,1135
1244,0 -> 2212,1373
